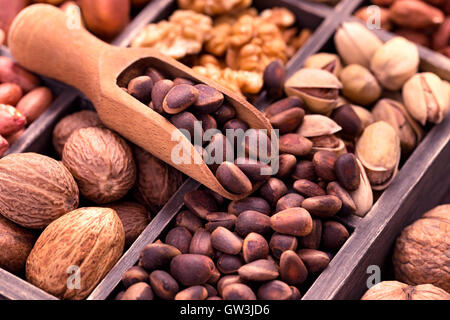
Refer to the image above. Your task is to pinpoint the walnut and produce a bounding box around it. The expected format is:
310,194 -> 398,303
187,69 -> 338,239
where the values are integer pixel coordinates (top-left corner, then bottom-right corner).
223,13 -> 288,73
178,0 -> 252,16
361,281 -> 450,300
393,204 -> 450,293
193,55 -> 263,95
259,7 -> 296,29
131,10 -> 212,59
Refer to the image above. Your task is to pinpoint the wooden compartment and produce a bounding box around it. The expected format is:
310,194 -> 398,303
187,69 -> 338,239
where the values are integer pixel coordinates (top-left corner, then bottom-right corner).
0,0 -> 332,300
1,0 -> 448,300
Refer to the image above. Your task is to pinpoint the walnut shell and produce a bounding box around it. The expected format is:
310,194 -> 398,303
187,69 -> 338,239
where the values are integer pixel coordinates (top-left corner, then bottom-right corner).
62,127 -> 136,204
26,207 -> 125,300
0,153 -> 79,229
361,281 -> 450,300
393,204 -> 450,293
0,215 -> 36,274
105,201 -> 150,247
133,146 -> 184,213
52,110 -> 102,156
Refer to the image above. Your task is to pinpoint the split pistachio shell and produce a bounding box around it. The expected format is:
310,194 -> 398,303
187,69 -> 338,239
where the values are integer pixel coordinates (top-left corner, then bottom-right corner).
334,22 -> 383,69
372,99 -> 423,153
350,158 -> 373,217
356,121 -> 401,190
304,53 -> 342,77
370,37 -> 419,91
339,64 -> 381,106
285,68 -> 343,115
402,73 -> 450,125
296,115 -> 342,138
311,137 -> 346,156
351,105 -> 374,130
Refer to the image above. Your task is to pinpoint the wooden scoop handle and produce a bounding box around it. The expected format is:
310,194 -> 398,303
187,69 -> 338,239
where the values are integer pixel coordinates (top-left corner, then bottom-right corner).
8,4 -> 111,98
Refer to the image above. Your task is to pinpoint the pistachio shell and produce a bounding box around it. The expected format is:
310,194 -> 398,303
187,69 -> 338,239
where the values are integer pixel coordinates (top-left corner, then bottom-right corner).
304,53 -> 342,77
372,99 -> 423,153
312,138 -> 346,156
339,64 -> 381,106
356,121 -> 401,190
351,105 -> 374,130
336,96 -> 352,107
285,68 -> 342,89
350,159 -> 373,217
370,37 -> 419,91
402,73 -> 450,125
285,69 -> 343,114
296,115 -> 342,138
335,22 -> 383,69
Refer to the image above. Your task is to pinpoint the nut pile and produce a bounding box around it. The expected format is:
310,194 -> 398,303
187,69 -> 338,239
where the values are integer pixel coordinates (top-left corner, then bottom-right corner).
122,67 -> 274,196
0,109 -> 185,299
0,0 -> 153,43
361,204 -> 450,300
355,0 -> 450,57
131,2 -> 312,95
0,56 -> 54,156
116,186 -> 350,300
287,21 -> 449,197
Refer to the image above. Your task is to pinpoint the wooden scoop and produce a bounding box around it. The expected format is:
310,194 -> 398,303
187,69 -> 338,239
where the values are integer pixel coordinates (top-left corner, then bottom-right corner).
8,4 -> 274,200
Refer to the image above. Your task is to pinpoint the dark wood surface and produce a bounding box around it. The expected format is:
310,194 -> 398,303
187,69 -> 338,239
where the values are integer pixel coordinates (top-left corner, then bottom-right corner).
0,0 -> 449,300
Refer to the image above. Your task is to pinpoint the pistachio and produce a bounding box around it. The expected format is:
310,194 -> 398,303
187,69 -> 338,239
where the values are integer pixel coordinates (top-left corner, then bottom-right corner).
402,73 -> 450,125
335,22 -> 383,69
351,105 -> 375,130
285,68 -> 342,115
349,158 -> 373,217
304,53 -> 342,77
339,64 -> 381,106
370,37 -> 419,91
372,99 -> 423,153
297,115 -> 342,138
356,121 -> 401,190
310,135 -> 346,155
